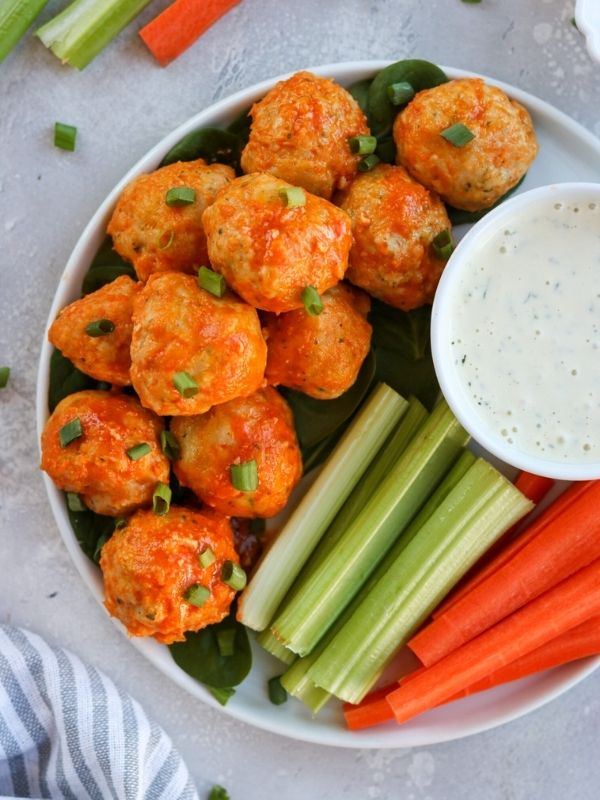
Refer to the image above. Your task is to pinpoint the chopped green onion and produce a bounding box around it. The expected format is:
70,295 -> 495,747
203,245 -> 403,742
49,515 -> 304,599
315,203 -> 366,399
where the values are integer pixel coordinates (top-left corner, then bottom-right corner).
268,675 -> 288,705
348,135 -> 377,155
278,186 -> 306,208
152,482 -> 171,515
59,418 -> 83,448
221,561 -> 247,591
54,122 -> 77,151
431,229 -> 454,260
208,785 -> 230,800
462,0 -> 482,3
126,442 -> 151,461
114,517 -> 128,529
66,492 -> 86,512
165,186 -> 196,207
157,230 -> 174,249
84,319 -> 115,337
184,583 -> 210,608
440,123 -> 476,147
358,153 -> 380,172
198,266 -> 226,298
217,628 -> 237,657
173,371 -> 198,398
301,286 -> 323,316
208,688 -> 235,707
160,430 -> 180,460
199,547 -> 217,568
0,366 -> 10,388
387,81 -> 415,106
230,460 -> 258,492
0,0 -> 49,65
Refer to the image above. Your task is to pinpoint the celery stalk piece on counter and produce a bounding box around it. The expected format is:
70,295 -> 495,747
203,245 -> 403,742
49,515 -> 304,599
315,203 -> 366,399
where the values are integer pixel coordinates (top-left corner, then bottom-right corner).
0,0 -> 48,63
36,0 -> 151,69
237,384 -> 408,632
308,459 -> 533,704
271,400 -> 469,656
256,629 -> 296,666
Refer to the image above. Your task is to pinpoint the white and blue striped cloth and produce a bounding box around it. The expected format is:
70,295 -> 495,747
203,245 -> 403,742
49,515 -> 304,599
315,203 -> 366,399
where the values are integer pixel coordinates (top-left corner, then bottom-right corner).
0,626 -> 199,800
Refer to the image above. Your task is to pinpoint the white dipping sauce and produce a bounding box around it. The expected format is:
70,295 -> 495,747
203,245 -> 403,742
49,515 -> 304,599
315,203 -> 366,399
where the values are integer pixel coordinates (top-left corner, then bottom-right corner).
447,196 -> 600,465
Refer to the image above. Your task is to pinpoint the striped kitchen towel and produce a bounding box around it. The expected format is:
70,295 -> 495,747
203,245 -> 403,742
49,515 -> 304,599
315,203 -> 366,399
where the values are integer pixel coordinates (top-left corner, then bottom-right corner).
0,625 -> 199,800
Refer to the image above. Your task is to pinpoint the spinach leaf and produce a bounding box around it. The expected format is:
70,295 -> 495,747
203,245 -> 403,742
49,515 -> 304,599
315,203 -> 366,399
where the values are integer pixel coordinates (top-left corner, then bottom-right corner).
347,78 -> 372,116
160,128 -> 243,171
81,236 -> 136,295
375,135 -> 396,164
48,349 -> 98,412
227,106 -> 252,149
447,174 -> 527,226
66,503 -> 116,563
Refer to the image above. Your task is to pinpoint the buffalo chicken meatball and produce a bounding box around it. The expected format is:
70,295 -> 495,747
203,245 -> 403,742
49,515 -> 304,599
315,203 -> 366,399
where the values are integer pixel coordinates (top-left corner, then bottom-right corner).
48,275 -> 139,386
101,507 -> 238,644
203,173 -> 352,313
338,164 -> 451,310
41,390 -> 169,516
130,272 -> 266,416
264,283 -> 372,398
107,159 -> 235,281
171,388 -> 302,518
240,71 -> 370,199
393,78 -> 538,212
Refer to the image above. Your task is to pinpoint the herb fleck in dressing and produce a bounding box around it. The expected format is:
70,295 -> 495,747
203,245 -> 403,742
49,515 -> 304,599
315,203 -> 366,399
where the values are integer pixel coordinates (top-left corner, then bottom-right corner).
449,198 -> 600,463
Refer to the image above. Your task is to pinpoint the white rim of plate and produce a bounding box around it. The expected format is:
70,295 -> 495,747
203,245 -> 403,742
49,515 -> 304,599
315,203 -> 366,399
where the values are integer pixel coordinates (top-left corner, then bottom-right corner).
35,61 -> 600,749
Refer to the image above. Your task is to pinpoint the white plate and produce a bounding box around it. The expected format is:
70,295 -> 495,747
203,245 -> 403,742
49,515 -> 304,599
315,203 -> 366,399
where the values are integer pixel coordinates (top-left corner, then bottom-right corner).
576,0 -> 600,63
36,61 -> 600,748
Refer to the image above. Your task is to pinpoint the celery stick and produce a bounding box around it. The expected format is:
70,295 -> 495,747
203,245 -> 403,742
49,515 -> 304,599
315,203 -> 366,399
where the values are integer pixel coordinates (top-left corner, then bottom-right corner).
309,459 -> 533,703
0,0 -> 48,63
256,629 -> 295,665
272,400 -> 469,656
238,384 -> 408,632
36,0 -> 151,69
280,653 -> 330,713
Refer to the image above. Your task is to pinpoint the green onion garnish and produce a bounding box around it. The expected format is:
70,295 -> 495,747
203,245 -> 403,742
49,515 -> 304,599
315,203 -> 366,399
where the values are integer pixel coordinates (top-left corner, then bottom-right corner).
278,186 -> 306,208
268,676 -> 288,705
301,286 -> 324,316
217,628 -> 236,657
114,517 -> 128,529
184,583 -> 210,608
431,229 -> 454,260
160,430 -> 180,460
358,153 -> 380,172
221,560 -> 247,591
198,266 -> 226,298
165,187 -> 196,207
66,492 -> 86,512
199,547 -> 216,568
0,367 -> 10,388
440,123 -> 476,147
230,460 -> 258,492
152,482 -> 171,515
54,122 -> 77,151
348,135 -> 377,155
85,319 -> 115,337
387,81 -> 415,106
59,418 -> 82,448
173,371 -> 198,398
208,785 -> 231,800
157,230 -> 174,249
126,442 -> 151,461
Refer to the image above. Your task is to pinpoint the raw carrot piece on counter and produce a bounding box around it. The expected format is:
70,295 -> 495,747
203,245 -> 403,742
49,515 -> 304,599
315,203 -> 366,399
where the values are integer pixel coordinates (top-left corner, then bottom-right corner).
140,0 -> 241,66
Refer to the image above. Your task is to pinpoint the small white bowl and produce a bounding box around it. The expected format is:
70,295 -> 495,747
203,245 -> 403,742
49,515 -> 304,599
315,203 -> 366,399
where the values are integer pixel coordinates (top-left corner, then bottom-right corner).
576,0 -> 600,63
431,183 -> 600,480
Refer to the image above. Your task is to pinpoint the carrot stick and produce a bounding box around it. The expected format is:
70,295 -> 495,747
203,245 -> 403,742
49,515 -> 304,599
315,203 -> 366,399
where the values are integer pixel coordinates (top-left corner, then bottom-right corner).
514,471 -> 555,504
430,480 -> 593,620
388,558 -> 600,724
139,0 -> 241,66
409,480 -> 600,667
343,683 -> 395,731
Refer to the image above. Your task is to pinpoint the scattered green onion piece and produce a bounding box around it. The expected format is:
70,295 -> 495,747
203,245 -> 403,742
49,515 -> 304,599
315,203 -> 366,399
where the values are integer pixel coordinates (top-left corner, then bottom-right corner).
431,229 -> 454,260
173,371 -> 198,398
268,675 -> 288,706
157,230 -> 174,249
208,688 -> 235,707
114,517 -> 128,529
183,583 -> 210,608
85,319 -> 115,337
208,785 -> 230,800
221,561 -> 247,591
217,628 -> 237,657
386,81 -> 415,106
462,0 -> 481,3
160,430 -> 180,460
358,153 -> 380,172
198,266 -> 226,298
440,123 -> 476,147
278,186 -> 306,208
165,186 -> 196,207
152,482 -> 172,516
66,492 -> 86,512
230,460 -> 258,492
199,547 -> 217,568
54,122 -> 77,151
348,135 -> 377,155
0,367 -> 10,388
126,442 -> 151,461
59,418 -> 83,448
301,286 -> 324,316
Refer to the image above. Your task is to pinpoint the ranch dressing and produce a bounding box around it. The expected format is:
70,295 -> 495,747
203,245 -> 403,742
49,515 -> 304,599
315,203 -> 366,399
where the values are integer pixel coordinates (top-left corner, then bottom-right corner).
447,197 -> 600,464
